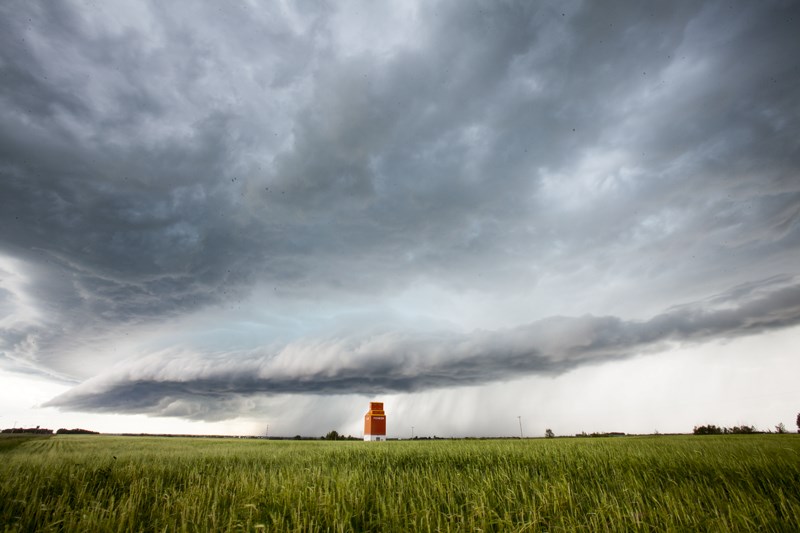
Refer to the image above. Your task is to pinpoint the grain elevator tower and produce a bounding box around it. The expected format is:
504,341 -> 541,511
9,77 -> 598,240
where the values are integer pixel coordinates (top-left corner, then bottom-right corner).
363,402 -> 386,441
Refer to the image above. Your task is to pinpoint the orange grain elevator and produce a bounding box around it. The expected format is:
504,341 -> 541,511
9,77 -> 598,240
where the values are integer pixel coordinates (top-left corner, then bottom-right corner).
363,402 -> 386,441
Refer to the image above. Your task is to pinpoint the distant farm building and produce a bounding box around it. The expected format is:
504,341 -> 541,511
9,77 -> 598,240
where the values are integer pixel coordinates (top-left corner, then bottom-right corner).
363,402 -> 386,441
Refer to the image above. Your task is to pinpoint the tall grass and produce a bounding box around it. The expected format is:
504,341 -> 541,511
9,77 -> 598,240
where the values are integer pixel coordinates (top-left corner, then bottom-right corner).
1,434 -> 799,531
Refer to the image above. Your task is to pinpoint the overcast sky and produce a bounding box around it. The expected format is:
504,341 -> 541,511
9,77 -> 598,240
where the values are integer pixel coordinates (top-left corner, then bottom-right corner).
1,0 -> 799,438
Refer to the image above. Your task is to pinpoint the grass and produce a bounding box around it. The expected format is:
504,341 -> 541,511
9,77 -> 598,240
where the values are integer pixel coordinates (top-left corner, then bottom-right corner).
1,434 -> 799,531
0,434 -> 52,453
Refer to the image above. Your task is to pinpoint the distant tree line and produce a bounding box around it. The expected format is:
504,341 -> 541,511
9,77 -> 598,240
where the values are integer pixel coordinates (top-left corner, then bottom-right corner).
322,431 -> 360,441
2,427 -> 53,435
693,424 -> 759,435
694,421 -> 800,434
56,428 -> 99,435
574,431 -> 626,438
695,413 -> 799,435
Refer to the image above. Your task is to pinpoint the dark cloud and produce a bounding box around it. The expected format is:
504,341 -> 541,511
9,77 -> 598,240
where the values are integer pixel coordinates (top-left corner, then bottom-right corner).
1,1 -> 799,419
45,278 -> 800,419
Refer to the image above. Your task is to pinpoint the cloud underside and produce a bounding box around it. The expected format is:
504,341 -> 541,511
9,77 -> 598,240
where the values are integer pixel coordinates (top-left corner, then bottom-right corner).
46,278 -> 800,419
2,2 -> 800,374
1,2 -> 799,426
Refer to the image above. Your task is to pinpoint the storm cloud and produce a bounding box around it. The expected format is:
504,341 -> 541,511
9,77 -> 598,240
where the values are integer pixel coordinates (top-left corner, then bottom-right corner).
45,277 -> 800,419
1,1 -> 799,430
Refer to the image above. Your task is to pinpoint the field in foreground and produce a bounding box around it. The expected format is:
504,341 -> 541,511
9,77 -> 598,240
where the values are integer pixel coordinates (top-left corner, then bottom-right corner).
1,435 -> 799,531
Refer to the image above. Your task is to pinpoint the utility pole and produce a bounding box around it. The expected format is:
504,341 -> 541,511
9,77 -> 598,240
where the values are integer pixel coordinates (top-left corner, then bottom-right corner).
517,416 -> 523,439
266,424 -> 269,439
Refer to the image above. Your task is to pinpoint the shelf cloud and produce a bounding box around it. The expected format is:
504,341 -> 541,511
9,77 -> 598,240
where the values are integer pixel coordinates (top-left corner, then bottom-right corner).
46,277 -> 800,419
1,1 -> 799,432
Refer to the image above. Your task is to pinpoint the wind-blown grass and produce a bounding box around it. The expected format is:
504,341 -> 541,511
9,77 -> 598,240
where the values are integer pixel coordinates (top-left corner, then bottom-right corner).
1,434 -> 798,531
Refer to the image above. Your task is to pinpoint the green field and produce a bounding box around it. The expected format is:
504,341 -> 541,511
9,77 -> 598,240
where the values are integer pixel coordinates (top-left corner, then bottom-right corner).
1,434 -> 799,531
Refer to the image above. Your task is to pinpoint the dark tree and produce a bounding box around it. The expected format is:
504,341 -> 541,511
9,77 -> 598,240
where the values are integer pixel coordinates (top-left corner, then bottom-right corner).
56,428 -> 99,435
796,412 -> 799,434
545,428 -> 555,438
693,424 -> 723,435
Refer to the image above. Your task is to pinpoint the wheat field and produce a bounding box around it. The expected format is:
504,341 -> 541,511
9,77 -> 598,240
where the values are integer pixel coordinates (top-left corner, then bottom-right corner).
1,434 -> 799,531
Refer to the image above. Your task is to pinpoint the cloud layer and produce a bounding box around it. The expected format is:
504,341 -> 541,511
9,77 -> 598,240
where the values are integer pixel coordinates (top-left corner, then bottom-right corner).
46,277 -> 800,419
1,1 -> 799,426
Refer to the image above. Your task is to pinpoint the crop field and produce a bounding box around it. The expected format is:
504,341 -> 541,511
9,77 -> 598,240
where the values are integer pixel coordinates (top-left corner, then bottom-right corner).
1,434 -> 799,531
